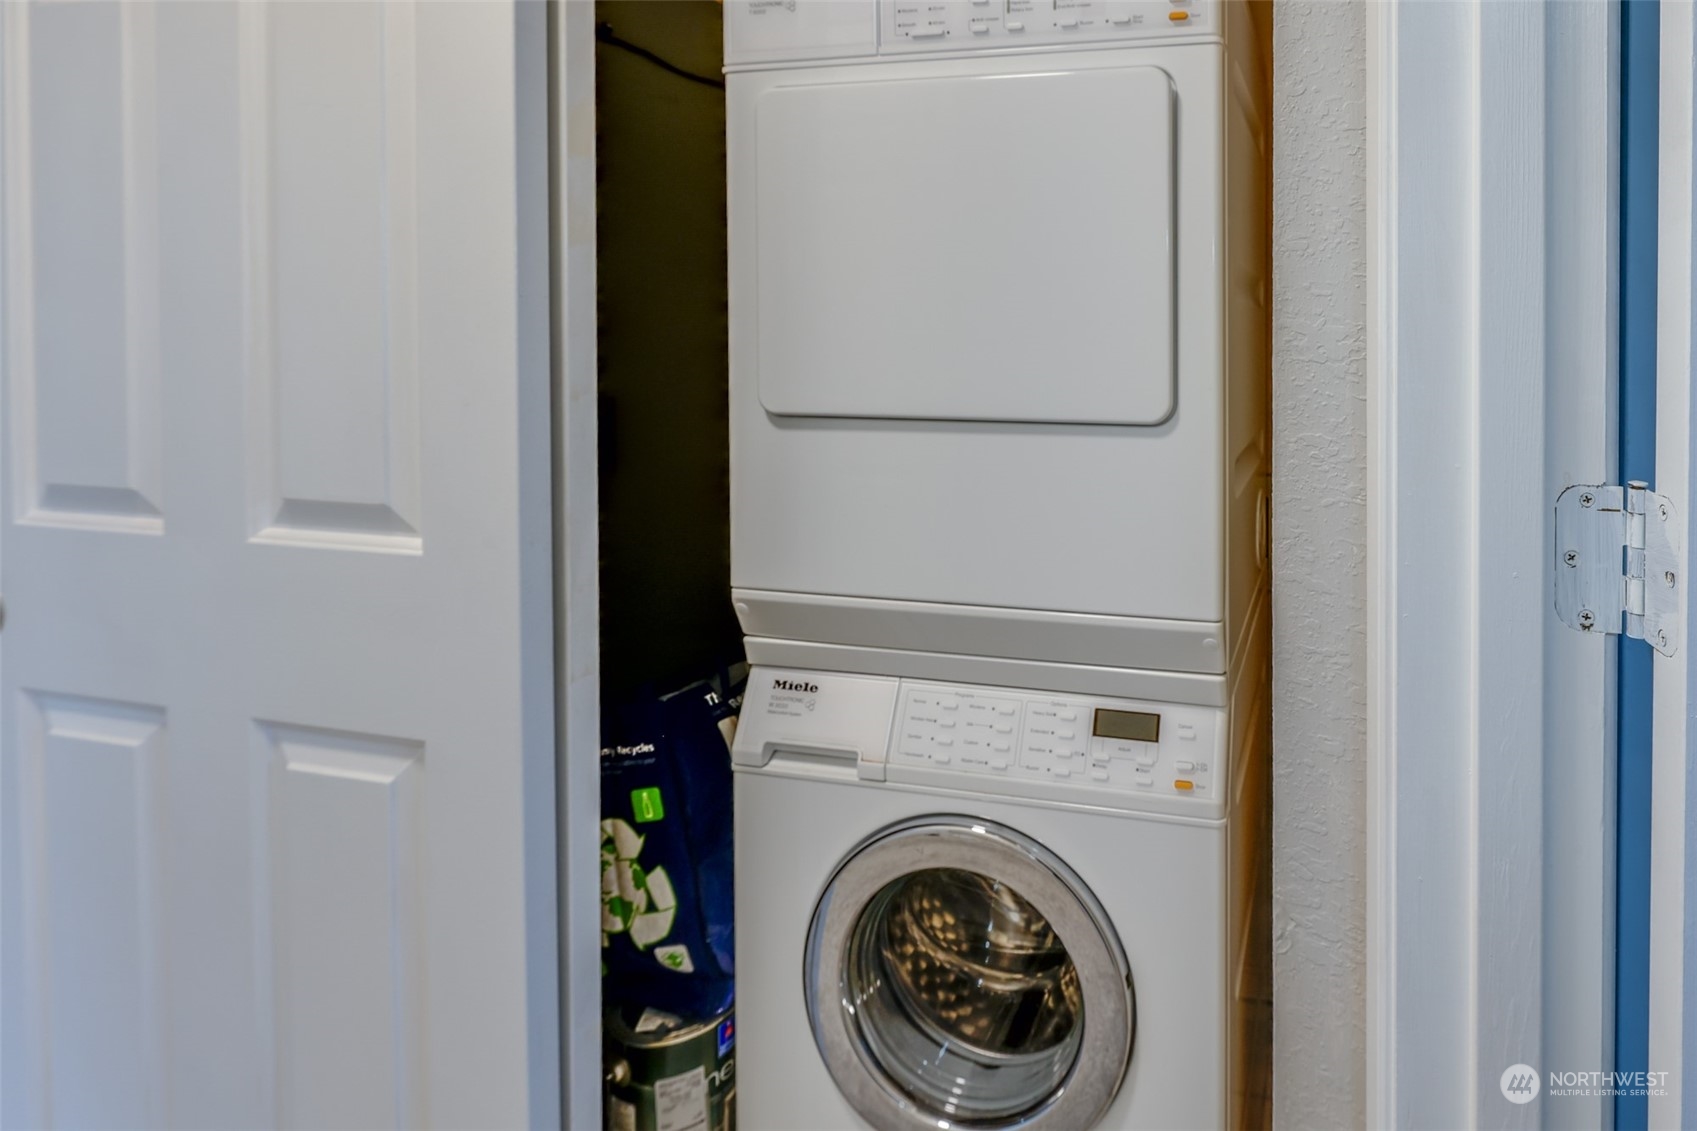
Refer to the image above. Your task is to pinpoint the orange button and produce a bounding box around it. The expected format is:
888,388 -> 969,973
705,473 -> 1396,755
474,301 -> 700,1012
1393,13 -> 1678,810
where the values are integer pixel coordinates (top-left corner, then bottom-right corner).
1174,779 -> 1195,791
1168,10 -> 1189,20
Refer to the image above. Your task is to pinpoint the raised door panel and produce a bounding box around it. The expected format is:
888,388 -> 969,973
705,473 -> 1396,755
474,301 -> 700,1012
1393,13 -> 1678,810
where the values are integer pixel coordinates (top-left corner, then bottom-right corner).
253,722 -> 425,1130
3,3 -> 163,532
17,693 -> 167,1129
240,2 -> 422,552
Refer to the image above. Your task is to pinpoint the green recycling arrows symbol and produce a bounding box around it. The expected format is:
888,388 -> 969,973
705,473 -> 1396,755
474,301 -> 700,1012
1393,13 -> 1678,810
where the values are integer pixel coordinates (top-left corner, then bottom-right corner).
600,817 -> 690,972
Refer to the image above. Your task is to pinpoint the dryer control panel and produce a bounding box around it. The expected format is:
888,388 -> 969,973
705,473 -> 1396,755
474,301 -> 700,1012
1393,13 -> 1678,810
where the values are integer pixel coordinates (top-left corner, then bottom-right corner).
724,0 -> 1215,68
881,0 -> 1211,52
733,667 -> 1230,820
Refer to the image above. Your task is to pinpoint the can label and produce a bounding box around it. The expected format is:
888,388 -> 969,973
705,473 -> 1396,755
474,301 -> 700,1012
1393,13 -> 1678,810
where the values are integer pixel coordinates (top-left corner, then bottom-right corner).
716,1016 -> 735,1058
605,1007 -> 734,1131
654,1066 -> 709,1131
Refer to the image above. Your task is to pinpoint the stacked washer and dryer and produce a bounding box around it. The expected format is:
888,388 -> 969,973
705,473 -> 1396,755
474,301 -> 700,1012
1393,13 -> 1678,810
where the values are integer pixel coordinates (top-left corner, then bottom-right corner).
722,1 -> 1270,1126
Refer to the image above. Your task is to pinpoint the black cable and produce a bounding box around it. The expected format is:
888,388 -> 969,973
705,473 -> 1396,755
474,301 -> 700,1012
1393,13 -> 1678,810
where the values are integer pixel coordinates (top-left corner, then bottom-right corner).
596,22 -> 726,91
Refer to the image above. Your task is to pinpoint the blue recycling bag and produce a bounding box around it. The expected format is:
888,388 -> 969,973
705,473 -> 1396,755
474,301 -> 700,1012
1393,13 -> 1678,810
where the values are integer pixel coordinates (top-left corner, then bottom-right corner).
600,667 -> 742,1021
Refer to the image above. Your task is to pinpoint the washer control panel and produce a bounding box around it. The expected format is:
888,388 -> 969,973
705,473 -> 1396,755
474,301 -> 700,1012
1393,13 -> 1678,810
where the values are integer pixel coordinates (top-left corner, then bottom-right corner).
733,667 -> 1228,819
894,682 -> 1218,802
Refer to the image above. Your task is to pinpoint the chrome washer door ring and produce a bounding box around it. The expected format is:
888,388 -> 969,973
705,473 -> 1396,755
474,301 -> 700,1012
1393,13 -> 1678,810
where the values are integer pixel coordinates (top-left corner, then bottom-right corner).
804,816 -> 1135,1130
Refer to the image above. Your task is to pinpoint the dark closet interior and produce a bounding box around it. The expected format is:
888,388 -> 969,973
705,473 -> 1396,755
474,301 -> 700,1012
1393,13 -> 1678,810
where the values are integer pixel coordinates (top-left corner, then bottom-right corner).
595,0 -> 736,710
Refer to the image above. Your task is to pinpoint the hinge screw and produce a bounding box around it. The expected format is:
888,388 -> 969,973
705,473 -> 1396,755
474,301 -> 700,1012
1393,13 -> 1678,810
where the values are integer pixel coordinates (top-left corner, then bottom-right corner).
1579,609 -> 1596,630
1661,503 -> 1671,520
1580,492 -> 1596,508
1658,629 -> 1670,649
1667,571 -> 1678,588
1564,550 -> 1579,567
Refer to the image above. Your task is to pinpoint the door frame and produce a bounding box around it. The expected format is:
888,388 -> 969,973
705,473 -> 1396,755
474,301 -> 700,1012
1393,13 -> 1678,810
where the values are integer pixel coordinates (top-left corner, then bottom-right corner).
1652,2 -> 1695,1123
551,1 -> 601,1126
1367,2 -> 1620,1126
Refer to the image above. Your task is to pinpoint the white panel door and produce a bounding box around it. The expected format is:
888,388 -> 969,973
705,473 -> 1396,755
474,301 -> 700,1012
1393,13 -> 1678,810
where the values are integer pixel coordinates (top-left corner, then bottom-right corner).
0,3 -> 559,1127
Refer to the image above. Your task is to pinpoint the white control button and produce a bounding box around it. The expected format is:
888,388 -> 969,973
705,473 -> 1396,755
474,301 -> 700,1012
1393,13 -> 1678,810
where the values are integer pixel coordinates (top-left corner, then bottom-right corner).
1177,724 -> 1197,740
910,26 -> 946,38
1136,751 -> 1158,767
1134,771 -> 1154,788
936,737 -> 954,747
970,22 -> 990,33
938,719 -> 956,729
933,752 -> 951,764
1059,729 -> 1076,740
992,741 -> 1012,753
1091,768 -> 1110,782
994,723 -> 1013,735
1175,760 -> 1196,773
1059,710 -> 1078,721
990,758 -> 1010,770
972,0 -> 990,5
1058,15 -> 1079,27
1051,766 -> 1072,779
1110,14 -> 1132,24
942,700 -> 960,711
1006,20 -> 1025,30
997,704 -> 1017,716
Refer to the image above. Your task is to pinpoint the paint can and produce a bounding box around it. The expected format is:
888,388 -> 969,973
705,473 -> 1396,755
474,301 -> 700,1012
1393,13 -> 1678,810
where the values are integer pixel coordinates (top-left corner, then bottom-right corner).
604,1005 -> 735,1131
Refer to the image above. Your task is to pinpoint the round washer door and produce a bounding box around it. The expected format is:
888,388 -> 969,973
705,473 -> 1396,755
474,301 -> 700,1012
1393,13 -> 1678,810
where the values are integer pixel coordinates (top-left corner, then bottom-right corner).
804,816 -> 1135,1130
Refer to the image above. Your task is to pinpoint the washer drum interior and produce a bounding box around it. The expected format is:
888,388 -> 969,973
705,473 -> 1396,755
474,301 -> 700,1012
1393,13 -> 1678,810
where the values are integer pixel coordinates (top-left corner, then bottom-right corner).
804,817 -> 1135,1130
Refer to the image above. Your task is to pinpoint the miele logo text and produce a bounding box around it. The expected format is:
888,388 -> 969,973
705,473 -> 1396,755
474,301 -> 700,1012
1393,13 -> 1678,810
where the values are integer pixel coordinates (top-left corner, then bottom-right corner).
773,679 -> 819,694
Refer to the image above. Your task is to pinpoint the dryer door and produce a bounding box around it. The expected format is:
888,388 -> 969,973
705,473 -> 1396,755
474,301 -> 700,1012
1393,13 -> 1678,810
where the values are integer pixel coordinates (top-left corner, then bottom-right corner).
804,816 -> 1135,1130
753,64 -> 1176,426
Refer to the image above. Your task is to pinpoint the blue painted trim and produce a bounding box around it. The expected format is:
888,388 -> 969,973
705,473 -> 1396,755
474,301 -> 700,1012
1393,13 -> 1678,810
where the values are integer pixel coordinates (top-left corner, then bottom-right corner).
1618,2 -> 1658,1127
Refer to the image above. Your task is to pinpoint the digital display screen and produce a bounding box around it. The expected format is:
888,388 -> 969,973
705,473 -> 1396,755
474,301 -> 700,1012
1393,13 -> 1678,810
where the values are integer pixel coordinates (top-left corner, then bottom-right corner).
1093,708 -> 1160,743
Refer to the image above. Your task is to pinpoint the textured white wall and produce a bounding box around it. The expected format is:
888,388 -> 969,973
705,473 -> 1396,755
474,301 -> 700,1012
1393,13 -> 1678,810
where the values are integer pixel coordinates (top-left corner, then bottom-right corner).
1270,2 -> 1367,1127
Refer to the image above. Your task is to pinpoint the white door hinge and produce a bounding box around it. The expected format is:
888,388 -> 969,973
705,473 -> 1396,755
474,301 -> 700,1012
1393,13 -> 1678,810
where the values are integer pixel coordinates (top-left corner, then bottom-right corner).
1554,481 -> 1680,656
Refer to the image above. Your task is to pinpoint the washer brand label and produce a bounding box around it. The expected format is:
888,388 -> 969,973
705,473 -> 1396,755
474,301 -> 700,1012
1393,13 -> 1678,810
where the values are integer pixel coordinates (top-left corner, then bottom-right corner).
764,677 -> 819,719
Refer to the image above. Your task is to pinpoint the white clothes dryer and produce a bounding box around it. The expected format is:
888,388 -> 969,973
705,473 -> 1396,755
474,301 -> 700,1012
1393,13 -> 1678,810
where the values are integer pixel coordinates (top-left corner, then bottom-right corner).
730,661 -> 1269,1130
725,0 -> 1270,678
